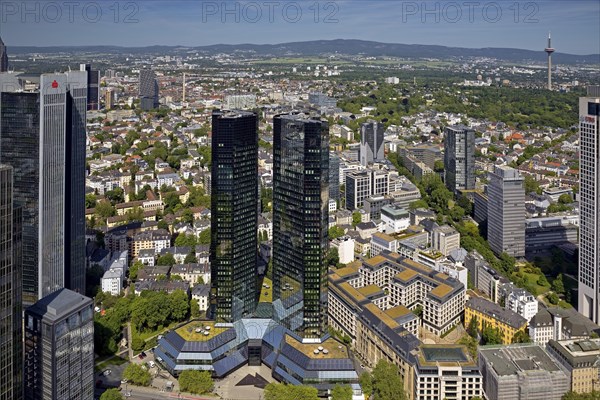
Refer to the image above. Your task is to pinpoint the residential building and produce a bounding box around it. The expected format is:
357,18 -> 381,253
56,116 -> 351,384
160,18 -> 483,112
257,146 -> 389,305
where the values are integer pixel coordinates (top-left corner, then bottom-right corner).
0,165 -> 22,400
331,236 -> 355,264
210,110 -> 258,323
0,71 -> 87,304
529,307 -> 600,345
432,225 -> 460,256
487,165 -> 525,258
478,344 -> 569,400
191,284 -> 210,312
505,288 -> 538,322
105,89 -> 114,110
139,68 -> 159,110
444,125 -> 475,192
381,204 -> 410,233
273,112 -> 329,338
578,85 -> 600,323
101,269 -> 122,296
547,338 -> 600,394
359,120 -> 384,166
24,289 -> 94,400
412,345 -> 483,400
131,229 -> 170,257
465,297 -> 527,344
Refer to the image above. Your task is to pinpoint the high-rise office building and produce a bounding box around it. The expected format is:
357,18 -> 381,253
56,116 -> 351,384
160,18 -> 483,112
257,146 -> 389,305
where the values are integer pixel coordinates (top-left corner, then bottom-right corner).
105,89 -> 114,110
359,120 -> 384,166
139,68 -> 159,110
578,86 -> 600,323
24,288 -> 94,400
79,64 -> 100,110
210,110 -> 258,323
487,165 -> 525,258
273,113 -> 329,339
0,37 -> 8,72
444,125 -> 475,192
0,165 -> 23,400
329,152 -> 340,202
0,71 -> 87,304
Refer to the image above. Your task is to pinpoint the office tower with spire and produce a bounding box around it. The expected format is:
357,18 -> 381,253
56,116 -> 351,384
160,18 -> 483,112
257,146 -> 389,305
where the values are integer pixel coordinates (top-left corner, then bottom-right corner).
359,120 -> 384,166
210,110 -> 258,323
444,125 -> 475,192
487,165 -> 525,258
0,37 -> 8,72
273,113 -> 329,339
545,33 -> 555,90
139,68 -> 159,110
578,86 -> 600,323
0,165 -> 23,400
80,64 -> 100,110
0,71 -> 87,304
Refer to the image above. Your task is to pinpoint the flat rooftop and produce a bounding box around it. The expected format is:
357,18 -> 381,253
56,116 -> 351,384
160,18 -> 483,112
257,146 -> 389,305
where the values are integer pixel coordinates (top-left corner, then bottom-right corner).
285,335 -> 349,359
175,321 -> 230,342
479,344 -> 562,377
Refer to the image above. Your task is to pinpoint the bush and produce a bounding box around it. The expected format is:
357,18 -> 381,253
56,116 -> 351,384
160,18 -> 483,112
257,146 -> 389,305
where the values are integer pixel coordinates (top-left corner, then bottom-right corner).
123,363 -> 151,387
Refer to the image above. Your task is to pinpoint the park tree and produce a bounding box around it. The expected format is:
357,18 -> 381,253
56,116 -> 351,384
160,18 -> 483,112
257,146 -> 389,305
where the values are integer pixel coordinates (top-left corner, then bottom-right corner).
178,370 -> 213,394
352,211 -> 362,227
264,383 -> 319,400
331,385 -> 353,400
100,388 -> 123,400
129,260 -> 143,281
552,274 -> 565,294
482,324 -> 503,345
95,200 -> 116,219
123,363 -> 151,386
168,290 -> 190,321
175,234 -> 197,247
547,292 -> 560,305
359,372 -> 373,398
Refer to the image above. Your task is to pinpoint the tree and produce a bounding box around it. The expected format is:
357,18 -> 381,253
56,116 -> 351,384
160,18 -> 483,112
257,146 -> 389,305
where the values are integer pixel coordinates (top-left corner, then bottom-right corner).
178,370 -> 213,394
329,226 -> 345,240
433,159 -> 444,172
352,211 -> 362,227
371,360 -> 407,400
561,391 -> 600,400
100,388 -> 124,400
482,324 -> 503,345
123,363 -> 151,386
458,335 -> 478,360
325,247 -> 340,267
168,289 -> 190,321
512,330 -> 532,344
198,228 -> 211,245
190,299 -> 201,318
129,260 -> 143,281
106,187 -> 125,204
547,292 -> 560,305
467,315 -> 478,339
537,274 -> 549,286
264,383 -> 319,400
184,252 -> 197,264
175,234 -> 197,247
96,200 -> 116,219
85,194 -> 97,209
408,199 -> 429,210
157,253 -> 176,267
552,274 -> 565,294
359,372 -> 373,398
331,385 -> 353,400
558,193 -> 573,204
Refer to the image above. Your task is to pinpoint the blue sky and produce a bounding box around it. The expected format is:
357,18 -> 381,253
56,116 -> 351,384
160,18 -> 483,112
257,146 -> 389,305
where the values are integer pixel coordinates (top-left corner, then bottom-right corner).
0,1 -> 598,54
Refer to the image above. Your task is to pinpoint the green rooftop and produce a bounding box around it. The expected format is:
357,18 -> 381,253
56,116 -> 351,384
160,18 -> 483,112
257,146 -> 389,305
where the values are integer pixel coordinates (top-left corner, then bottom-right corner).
176,321 -> 229,341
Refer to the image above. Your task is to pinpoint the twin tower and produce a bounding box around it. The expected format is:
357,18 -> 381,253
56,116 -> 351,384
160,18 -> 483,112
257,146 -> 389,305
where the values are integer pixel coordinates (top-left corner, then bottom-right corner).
210,110 -> 330,339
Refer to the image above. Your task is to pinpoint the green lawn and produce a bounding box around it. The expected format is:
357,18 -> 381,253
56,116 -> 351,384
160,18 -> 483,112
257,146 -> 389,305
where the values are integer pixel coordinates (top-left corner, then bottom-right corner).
259,277 -> 273,303
521,271 -> 550,296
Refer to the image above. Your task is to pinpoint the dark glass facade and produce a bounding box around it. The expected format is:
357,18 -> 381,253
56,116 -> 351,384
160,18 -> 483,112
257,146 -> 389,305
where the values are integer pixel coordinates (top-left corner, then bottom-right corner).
0,37 -> 7,72
80,64 -> 100,111
210,110 -> 258,323
0,165 -> 22,400
273,113 -> 329,338
0,72 -> 87,304
139,69 -> 159,110
329,152 -> 340,202
444,125 -> 475,192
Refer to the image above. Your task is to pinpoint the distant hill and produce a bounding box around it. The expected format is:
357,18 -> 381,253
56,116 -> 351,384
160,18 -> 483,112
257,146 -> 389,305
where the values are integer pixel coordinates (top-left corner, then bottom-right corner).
8,39 -> 599,64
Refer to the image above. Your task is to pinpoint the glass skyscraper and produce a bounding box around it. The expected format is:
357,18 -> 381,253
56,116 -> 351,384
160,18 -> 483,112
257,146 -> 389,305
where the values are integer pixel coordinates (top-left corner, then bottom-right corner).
0,72 -> 87,304
0,37 -> 7,72
139,69 -> 159,111
359,120 -> 384,166
0,165 -> 23,400
273,113 -> 329,339
444,125 -> 475,192
210,110 -> 258,323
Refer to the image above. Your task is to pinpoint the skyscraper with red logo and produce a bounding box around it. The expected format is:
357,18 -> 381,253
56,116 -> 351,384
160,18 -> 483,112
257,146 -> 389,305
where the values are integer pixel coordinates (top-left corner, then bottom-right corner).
0,71 -> 87,304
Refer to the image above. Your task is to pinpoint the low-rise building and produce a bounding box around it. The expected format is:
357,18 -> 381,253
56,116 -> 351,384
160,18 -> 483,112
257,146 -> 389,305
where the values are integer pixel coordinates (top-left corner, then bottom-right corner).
529,307 -> 600,345
505,287 -> 538,322
191,284 -> 210,312
331,235 -> 355,264
432,225 -> 460,256
478,344 -> 570,400
381,204 -> 410,233
465,297 -> 527,344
